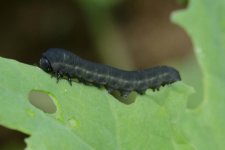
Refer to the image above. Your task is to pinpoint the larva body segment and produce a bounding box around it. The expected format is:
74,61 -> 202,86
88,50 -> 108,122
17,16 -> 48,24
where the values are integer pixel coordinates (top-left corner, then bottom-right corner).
39,48 -> 181,97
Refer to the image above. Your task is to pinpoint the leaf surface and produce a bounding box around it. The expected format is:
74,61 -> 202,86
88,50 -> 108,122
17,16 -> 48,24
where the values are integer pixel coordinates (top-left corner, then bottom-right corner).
173,0 -> 225,149
0,57 -> 192,150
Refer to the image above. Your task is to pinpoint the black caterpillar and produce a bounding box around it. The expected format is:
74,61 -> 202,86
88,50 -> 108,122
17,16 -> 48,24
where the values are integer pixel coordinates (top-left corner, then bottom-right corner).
39,48 -> 181,97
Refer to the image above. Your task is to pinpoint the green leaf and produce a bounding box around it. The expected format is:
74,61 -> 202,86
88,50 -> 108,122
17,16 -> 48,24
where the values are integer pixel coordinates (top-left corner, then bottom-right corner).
173,0 -> 225,149
0,57 -> 192,150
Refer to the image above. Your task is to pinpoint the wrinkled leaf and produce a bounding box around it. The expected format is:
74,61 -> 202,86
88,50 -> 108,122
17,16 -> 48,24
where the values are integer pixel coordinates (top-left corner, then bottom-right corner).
173,0 -> 225,149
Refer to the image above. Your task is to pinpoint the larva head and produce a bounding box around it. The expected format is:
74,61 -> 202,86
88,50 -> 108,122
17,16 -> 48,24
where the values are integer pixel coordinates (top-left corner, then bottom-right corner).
165,67 -> 181,83
39,56 -> 52,73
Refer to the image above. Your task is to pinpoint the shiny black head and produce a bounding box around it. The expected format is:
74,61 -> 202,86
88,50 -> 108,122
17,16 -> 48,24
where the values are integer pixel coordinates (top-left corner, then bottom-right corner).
39,56 -> 52,73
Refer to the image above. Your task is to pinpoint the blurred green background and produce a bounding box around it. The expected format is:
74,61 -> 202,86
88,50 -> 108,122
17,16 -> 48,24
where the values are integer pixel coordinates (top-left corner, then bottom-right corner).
0,0 -> 202,149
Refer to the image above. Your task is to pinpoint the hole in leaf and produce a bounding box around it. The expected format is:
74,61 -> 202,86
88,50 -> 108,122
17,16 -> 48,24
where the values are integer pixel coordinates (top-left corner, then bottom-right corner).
0,126 -> 28,150
28,90 -> 57,114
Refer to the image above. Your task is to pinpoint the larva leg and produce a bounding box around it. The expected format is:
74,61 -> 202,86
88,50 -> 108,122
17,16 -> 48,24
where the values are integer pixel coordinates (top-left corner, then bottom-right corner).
56,71 -> 63,83
93,83 -> 101,88
106,87 -> 114,93
78,78 -> 87,84
67,74 -> 73,86
152,86 -> 160,92
51,74 -> 54,78
136,90 -> 146,95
